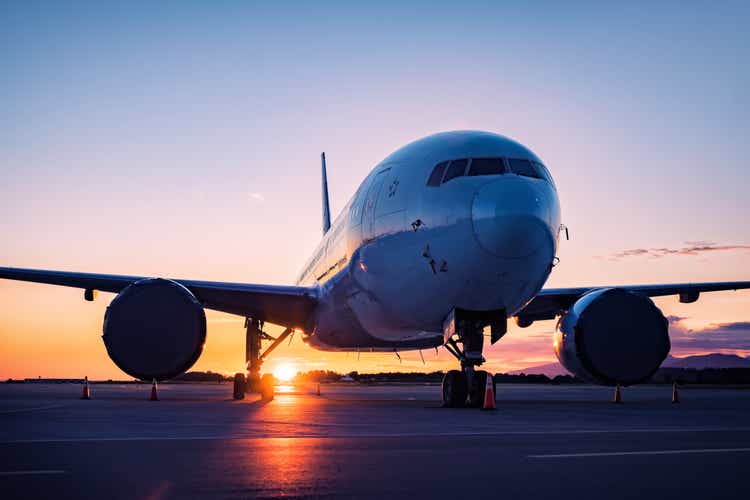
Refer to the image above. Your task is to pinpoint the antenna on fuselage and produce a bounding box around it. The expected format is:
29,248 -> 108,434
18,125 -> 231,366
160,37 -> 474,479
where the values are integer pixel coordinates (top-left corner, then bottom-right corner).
321,152 -> 331,235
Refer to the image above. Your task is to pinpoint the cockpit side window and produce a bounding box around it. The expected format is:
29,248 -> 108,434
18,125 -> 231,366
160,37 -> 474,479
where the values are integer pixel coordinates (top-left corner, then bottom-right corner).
426,161 -> 449,186
442,159 -> 468,183
507,158 -> 541,179
532,161 -> 555,187
468,158 -> 505,176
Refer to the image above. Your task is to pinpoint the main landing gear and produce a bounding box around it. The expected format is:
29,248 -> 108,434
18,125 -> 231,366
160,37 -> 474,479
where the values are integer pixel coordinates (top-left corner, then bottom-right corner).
441,309 -> 505,408
233,318 -> 293,401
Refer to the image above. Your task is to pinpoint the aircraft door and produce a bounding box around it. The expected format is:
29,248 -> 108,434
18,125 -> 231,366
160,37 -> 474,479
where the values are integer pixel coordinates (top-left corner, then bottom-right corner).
360,168 -> 389,241
372,166 -> 406,235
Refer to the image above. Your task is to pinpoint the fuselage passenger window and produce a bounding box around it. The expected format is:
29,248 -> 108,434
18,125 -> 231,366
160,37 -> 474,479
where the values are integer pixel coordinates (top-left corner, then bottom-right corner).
508,158 -> 541,179
427,161 -> 449,186
468,158 -> 505,176
442,159 -> 468,183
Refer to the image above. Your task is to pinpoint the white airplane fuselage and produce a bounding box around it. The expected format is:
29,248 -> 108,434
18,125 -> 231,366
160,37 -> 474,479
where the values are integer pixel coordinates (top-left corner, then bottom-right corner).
296,131 -> 560,351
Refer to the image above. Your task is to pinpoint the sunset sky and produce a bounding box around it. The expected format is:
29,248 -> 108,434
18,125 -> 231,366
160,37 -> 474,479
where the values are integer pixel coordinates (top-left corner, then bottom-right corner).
1,1 -> 749,380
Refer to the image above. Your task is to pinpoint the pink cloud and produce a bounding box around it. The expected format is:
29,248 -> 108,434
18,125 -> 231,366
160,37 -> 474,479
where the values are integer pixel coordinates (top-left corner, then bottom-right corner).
602,242 -> 750,261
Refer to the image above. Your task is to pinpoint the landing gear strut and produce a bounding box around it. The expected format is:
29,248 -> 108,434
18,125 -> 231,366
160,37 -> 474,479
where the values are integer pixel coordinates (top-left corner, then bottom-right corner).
441,309 -> 504,408
241,318 -> 293,401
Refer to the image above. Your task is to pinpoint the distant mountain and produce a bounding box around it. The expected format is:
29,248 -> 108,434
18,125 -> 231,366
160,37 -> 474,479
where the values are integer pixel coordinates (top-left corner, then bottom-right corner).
511,353 -> 750,377
508,362 -> 569,378
662,353 -> 750,369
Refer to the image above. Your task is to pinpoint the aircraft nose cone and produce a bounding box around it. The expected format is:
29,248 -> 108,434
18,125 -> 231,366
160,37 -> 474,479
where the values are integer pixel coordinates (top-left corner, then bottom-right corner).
471,178 -> 553,259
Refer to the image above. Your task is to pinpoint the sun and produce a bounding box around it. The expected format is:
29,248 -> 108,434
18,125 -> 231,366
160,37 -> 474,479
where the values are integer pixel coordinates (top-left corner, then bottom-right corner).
273,363 -> 296,382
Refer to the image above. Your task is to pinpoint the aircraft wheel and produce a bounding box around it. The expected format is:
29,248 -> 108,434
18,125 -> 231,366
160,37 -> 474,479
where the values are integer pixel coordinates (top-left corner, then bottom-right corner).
442,370 -> 468,407
233,373 -> 246,400
260,373 -> 275,401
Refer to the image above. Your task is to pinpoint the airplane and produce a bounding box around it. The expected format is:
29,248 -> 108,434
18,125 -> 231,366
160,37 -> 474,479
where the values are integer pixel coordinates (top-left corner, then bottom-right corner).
2,130 -> 749,408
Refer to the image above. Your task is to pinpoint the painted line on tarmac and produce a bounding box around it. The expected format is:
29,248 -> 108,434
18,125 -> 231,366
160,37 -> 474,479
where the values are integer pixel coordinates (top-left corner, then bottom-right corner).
0,470 -> 66,476
0,405 -> 65,415
528,448 -> 750,459
2,426 -> 750,444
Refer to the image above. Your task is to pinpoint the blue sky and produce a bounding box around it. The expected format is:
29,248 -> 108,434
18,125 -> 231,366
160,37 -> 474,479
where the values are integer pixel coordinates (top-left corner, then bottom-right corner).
1,1 -> 749,377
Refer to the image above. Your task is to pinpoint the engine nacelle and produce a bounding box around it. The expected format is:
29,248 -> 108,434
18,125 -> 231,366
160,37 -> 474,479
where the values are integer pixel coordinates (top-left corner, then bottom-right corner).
103,278 -> 206,381
553,288 -> 669,386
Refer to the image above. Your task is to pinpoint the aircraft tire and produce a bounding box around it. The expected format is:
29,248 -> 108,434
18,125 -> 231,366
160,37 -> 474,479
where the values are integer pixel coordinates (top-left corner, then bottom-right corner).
442,370 -> 468,407
233,373 -> 246,400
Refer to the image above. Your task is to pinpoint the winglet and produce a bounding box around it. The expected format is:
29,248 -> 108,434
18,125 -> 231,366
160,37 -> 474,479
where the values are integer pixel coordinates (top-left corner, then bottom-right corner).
321,152 -> 331,234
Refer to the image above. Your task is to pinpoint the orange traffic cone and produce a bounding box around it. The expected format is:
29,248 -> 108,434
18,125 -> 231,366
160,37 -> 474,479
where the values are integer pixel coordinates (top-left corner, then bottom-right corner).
613,384 -> 622,404
672,382 -> 679,404
81,376 -> 91,400
481,373 -> 496,410
149,379 -> 159,401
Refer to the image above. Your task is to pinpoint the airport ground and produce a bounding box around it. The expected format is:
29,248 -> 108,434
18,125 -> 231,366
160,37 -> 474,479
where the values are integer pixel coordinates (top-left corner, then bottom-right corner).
1,382 -> 749,499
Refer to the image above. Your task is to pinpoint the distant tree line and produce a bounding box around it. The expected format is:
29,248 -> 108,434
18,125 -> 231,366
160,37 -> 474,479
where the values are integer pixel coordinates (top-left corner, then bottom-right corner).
172,370 -> 226,382
292,368 -> 750,385
10,367 -> 750,385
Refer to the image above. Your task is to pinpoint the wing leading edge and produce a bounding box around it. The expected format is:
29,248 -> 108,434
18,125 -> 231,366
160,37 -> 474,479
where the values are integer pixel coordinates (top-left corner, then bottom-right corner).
0,267 -> 317,329
520,281 -> 750,321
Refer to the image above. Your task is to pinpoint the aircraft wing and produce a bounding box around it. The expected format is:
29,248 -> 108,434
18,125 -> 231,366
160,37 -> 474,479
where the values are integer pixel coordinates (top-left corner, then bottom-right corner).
0,267 -> 317,329
519,281 -> 750,321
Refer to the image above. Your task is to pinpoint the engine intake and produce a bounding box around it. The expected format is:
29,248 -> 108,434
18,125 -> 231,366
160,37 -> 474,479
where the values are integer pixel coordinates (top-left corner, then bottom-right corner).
554,288 -> 669,385
103,278 -> 206,381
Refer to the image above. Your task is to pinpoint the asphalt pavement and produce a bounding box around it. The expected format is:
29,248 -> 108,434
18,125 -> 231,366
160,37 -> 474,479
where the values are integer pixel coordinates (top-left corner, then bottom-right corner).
1,382 -> 749,499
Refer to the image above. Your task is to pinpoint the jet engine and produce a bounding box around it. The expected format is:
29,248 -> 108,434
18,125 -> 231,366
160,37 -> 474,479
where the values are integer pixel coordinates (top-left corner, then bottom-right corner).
553,288 -> 669,385
102,278 -> 206,381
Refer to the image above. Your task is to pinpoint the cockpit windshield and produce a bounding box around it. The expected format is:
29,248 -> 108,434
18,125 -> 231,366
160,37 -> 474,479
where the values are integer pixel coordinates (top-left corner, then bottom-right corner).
426,157 -> 554,187
469,158 -> 505,176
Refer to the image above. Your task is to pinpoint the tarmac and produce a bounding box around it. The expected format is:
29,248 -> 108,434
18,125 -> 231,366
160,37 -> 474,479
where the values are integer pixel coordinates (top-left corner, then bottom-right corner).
1,382 -> 749,499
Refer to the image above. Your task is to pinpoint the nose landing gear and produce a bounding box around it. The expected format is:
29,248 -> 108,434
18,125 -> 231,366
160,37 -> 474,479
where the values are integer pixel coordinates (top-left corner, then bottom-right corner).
442,340 -> 496,408
441,310 -> 504,408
